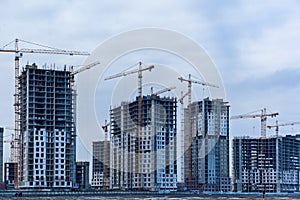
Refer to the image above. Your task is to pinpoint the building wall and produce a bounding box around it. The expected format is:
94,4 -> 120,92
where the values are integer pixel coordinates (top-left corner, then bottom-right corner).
76,161 -> 90,189
110,95 -> 177,191
18,64 -> 76,189
4,162 -> 16,189
91,141 -> 110,189
184,98 -> 231,192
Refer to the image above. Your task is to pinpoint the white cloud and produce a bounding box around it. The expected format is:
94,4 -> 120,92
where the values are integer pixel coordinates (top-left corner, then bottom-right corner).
237,19 -> 300,80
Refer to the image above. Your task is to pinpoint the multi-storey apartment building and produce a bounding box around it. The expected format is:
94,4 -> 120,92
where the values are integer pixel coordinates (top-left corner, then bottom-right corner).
110,95 -> 177,191
18,63 -> 76,189
183,98 -> 231,192
233,135 -> 300,193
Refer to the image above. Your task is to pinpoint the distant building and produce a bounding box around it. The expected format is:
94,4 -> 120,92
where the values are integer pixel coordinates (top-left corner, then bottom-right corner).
76,161 -> 90,190
183,98 -> 231,192
233,135 -> 300,193
0,127 -> 3,185
18,64 -> 76,189
4,162 -> 16,189
91,141 -> 110,189
110,95 -> 177,191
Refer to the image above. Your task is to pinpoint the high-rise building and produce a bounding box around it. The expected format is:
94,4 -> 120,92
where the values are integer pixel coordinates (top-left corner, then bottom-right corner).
233,135 -> 300,193
18,64 -> 76,189
91,141 -> 110,189
110,95 -> 177,191
183,98 -> 231,192
76,161 -> 90,190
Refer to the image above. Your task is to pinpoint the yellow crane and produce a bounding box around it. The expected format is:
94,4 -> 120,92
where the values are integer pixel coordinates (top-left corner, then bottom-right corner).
267,120 -> 300,136
105,61 -> 154,189
0,38 -> 90,188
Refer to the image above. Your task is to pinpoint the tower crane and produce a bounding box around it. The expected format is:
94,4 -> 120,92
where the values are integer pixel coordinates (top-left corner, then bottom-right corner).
231,108 -> 279,138
104,62 -> 154,97
3,127 -> 15,162
178,74 -> 218,108
102,120 -> 111,141
0,38 -> 90,188
104,61 -> 154,189
70,61 -> 100,83
101,120 -> 111,189
178,91 -> 190,105
177,74 -> 219,184
150,86 -> 176,96
267,120 -> 300,136
69,61 -> 100,100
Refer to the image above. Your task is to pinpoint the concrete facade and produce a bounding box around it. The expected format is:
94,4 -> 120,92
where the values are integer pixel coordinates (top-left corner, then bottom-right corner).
18,64 -> 76,189
109,95 -> 177,191
4,162 -> 16,189
233,135 -> 300,193
76,161 -> 90,190
91,141 -> 110,189
183,98 -> 231,192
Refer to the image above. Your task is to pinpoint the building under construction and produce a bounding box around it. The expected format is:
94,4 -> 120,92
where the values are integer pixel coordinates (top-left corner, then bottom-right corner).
109,95 -> 177,191
75,161 -> 90,190
18,63 -> 76,189
91,141 -> 110,189
233,135 -> 300,193
183,98 -> 231,192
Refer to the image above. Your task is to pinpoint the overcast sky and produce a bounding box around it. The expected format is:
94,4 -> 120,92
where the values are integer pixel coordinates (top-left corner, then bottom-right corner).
1,0 -> 300,165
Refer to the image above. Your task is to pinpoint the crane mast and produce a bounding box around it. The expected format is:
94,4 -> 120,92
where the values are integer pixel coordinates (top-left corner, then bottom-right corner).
102,120 -> 111,189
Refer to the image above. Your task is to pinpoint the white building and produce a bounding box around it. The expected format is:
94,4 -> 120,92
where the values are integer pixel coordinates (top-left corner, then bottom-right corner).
110,95 -> 177,191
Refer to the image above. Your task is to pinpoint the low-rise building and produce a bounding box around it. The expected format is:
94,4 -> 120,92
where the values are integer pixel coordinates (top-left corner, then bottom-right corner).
76,161 -> 90,190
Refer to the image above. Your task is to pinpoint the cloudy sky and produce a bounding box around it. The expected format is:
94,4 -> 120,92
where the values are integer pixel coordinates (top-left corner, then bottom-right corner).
0,0 -> 300,166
